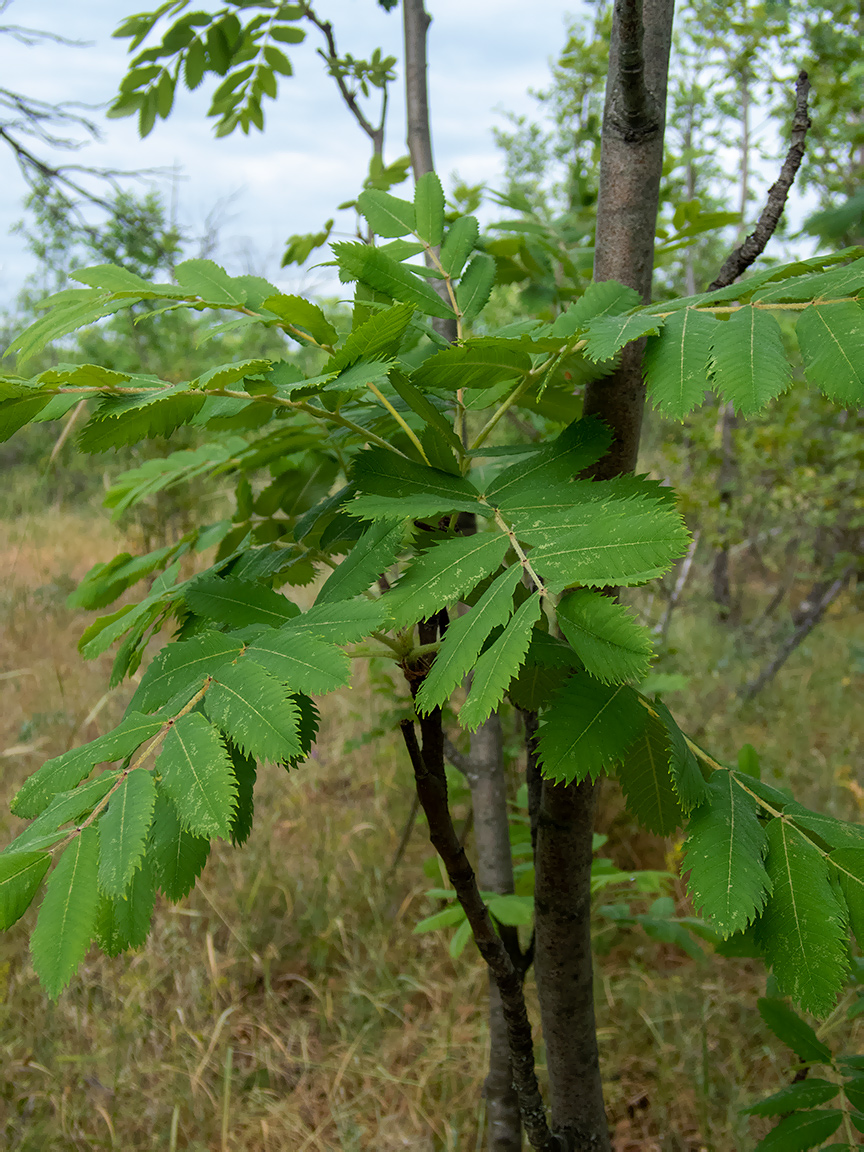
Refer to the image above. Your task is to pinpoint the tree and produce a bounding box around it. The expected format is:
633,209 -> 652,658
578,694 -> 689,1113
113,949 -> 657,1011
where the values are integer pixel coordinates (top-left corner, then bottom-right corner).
2,3 -> 864,1150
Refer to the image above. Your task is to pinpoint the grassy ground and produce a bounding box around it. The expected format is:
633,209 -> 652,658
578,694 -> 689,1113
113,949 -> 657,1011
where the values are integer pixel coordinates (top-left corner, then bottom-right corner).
0,511 -> 861,1150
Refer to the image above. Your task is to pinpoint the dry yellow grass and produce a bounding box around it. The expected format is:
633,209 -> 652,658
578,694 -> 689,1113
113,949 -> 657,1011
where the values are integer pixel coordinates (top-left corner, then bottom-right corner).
0,512 -> 861,1150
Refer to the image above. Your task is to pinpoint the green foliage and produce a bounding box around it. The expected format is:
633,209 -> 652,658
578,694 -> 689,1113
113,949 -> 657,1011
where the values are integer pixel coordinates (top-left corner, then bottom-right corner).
97,768 -> 157,897
537,675 -> 648,783
30,827 -> 101,999
1,189 -> 862,1024
684,770 -> 771,936
756,820 -> 849,1017
746,995 -> 864,1150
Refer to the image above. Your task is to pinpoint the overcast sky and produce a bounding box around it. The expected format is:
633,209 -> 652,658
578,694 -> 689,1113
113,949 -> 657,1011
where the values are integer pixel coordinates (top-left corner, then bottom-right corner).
0,0 -> 578,301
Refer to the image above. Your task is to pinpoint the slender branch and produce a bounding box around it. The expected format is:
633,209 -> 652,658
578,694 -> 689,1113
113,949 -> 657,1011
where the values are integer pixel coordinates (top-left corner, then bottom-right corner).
654,529 -> 700,640
301,4 -> 382,150
398,718 -> 559,1151
738,564 -> 854,701
442,736 -> 471,776
366,379 -> 431,463
386,791 -> 420,877
491,509 -> 547,595
708,72 -> 812,291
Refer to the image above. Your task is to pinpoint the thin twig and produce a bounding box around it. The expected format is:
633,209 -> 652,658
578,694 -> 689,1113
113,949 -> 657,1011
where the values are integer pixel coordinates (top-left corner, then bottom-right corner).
386,792 -> 420,877
708,72 -> 811,291
300,4 -> 383,151
654,529 -> 700,640
739,564 -> 854,701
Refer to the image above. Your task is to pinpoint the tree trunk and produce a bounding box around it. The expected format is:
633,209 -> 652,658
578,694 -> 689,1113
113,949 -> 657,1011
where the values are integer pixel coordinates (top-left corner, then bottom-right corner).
402,8 -> 520,1147
402,0 -> 435,178
532,2 -> 675,1147
466,715 -> 522,1152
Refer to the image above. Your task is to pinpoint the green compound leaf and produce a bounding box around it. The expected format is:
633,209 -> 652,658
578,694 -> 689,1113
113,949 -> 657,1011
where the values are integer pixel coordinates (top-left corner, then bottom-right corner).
415,565 -> 521,714
95,858 -> 156,957
616,709 -> 685,836
752,1110 -> 843,1152
486,416 -> 612,502
456,254 -> 496,323
0,394 -> 53,441
0,851 -> 51,930
150,794 -> 210,902
173,258 -> 247,306
97,769 -> 157,897
12,712 -> 164,819
5,291 -> 134,362
828,847 -> 864,949
206,662 -> 301,764
316,521 -> 407,605
9,773 -> 119,855
551,280 -> 642,338
414,172 -> 445,247
757,997 -> 832,1063
557,588 -> 654,684
195,358 -> 272,390
357,188 -> 416,238
782,804 -> 864,850
328,303 -> 415,372
227,743 -> 257,848
652,700 -> 708,812
744,1079 -> 840,1116
537,673 -> 648,783
128,630 -> 243,714
439,215 -> 479,279
412,339 -> 531,392
31,826 -> 101,999
527,502 -> 690,593
796,301 -> 864,407
158,713 -> 236,839
261,294 -> 338,346
287,599 -> 387,643
77,384 -> 205,453
710,306 -> 791,415
350,448 -> 481,520
183,575 -> 299,629
245,631 -> 351,695
385,532 -> 509,628
458,591 -> 542,731
756,819 -> 849,1016
582,310 -> 664,362
683,771 -> 771,936
388,368 -> 464,452
333,242 -> 454,320
644,307 -> 717,417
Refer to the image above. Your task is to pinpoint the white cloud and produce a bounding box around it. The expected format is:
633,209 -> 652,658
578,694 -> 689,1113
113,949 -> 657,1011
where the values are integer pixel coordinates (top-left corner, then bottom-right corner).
0,0 -> 577,298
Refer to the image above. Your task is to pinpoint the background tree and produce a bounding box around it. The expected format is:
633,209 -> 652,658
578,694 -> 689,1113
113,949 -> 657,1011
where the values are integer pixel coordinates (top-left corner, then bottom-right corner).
0,2 -> 863,1150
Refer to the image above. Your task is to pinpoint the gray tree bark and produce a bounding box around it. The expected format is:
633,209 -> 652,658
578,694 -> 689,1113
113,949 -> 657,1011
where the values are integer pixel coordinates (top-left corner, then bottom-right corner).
466,715 -> 523,1151
532,2 -> 675,1148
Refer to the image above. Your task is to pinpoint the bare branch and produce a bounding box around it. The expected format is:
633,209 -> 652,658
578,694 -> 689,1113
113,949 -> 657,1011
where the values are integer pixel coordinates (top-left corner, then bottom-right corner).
709,72 -> 811,291
301,4 -> 383,154
739,563 -> 855,701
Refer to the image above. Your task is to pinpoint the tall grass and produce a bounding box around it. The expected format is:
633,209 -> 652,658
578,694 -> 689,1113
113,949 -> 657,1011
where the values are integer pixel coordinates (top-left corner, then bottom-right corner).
0,512 -> 861,1150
